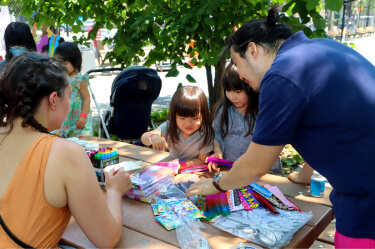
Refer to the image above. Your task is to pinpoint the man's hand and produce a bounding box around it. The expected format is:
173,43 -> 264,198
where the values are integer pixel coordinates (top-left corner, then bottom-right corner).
185,178 -> 219,197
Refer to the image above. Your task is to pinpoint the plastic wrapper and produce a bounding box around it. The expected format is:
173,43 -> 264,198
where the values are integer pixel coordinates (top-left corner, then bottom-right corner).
126,176 -> 173,197
130,165 -> 173,190
155,175 -> 199,200
176,217 -> 211,249
211,208 -> 312,249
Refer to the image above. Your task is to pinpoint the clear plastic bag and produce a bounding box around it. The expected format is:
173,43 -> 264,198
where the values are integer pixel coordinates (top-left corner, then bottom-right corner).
155,175 -> 199,200
211,208 -> 312,249
176,216 -> 210,249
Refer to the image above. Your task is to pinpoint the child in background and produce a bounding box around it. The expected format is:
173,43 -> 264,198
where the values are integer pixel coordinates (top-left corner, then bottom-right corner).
209,63 -> 283,174
141,86 -> 214,167
54,42 -> 93,137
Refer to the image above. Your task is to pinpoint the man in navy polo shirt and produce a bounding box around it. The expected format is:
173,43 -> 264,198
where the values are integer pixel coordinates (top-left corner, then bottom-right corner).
186,8 -> 375,247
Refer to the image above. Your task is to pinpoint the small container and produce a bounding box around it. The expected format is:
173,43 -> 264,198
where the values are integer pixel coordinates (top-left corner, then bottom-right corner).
85,142 -> 100,151
67,137 -> 79,142
75,140 -> 88,148
310,171 -> 326,197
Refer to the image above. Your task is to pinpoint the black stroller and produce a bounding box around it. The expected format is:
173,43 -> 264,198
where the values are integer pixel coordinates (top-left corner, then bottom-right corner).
87,65 -> 162,140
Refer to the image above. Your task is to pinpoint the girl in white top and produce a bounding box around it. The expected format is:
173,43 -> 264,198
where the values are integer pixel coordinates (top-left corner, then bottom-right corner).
141,86 -> 214,167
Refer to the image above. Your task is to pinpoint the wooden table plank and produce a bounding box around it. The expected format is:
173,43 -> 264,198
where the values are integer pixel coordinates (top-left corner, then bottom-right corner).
80,136 -> 172,163
62,217 -> 178,248
317,222 -> 335,245
121,198 -> 316,248
286,198 -> 333,239
257,174 -> 332,207
310,240 -> 335,249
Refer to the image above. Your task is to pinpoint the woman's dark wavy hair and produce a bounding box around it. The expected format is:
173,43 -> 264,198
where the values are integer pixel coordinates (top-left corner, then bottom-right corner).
0,53 -> 70,133
54,42 -> 82,72
214,63 -> 259,137
4,22 -> 37,61
228,7 -> 294,57
167,86 -> 214,150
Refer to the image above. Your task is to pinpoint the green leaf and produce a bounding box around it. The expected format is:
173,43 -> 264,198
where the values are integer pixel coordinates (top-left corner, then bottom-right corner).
325,0 -> 343,12
72,25 -> 81,33
306,0 -> 319,11
349,43 -> 357,50
204,17 -> 215,26
177,83 -> 183,90
282,1 -> 294,12
166,68 -> 179,77
186,23 -> 199,32
186,74 -> 196,83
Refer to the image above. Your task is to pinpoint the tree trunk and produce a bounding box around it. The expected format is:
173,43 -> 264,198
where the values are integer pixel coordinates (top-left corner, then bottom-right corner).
212,56 -> 226,110
205,63 -> 213,110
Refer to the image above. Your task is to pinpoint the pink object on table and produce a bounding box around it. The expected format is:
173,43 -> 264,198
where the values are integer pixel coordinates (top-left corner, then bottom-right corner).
206,157 -> 234,167
179,165 -> 208,174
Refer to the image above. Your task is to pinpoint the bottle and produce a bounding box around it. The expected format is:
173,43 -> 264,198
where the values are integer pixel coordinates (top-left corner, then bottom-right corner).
310,171 -> 326,197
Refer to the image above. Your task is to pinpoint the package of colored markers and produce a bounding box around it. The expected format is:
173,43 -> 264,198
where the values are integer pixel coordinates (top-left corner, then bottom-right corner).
88,147 -> 119,168
87,147 -> 119,186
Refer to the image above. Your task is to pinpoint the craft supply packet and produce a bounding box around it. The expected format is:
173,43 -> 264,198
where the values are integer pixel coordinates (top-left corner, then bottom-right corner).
249,183 -> 287,210
263,184 -> 302,211
238,187 -> 260,209
155,215 -> 177,230
227,189 -> 245,212
167,199 -> 204,219
151,204 -> 163,216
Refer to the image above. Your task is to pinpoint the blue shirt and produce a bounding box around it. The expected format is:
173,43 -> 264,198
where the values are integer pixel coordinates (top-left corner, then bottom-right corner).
252,32 -> 375,239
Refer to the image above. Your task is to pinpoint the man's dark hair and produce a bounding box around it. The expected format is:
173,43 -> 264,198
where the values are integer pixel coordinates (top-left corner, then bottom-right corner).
228,7 -> 294,57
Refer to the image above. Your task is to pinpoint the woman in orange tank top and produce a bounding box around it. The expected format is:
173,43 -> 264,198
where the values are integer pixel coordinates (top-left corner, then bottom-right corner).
0,53 -> 132,248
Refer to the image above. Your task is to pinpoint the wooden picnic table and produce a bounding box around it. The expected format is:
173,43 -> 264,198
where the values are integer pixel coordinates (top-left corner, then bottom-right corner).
63,137 -> 334,248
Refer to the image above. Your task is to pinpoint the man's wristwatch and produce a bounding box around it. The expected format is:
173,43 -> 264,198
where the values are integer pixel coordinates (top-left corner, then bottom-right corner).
212,173 -> 227,193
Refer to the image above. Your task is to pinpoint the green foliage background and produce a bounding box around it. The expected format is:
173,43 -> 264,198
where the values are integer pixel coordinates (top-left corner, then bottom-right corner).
1,0 -> 343,108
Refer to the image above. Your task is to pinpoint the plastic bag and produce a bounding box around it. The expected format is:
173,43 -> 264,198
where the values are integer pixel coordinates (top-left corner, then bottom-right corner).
155,175 -> 199,200
176,216 -> 210,249
211,208 -> 312,249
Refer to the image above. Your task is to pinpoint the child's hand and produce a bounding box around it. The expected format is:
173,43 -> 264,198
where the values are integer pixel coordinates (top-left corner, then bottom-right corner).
76,116 -> 86,129
206,152 -> 222,173
151,135 -> 168,152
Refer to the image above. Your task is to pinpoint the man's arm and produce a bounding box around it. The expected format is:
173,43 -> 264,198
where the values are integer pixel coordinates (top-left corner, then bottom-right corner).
186,142 -> 284,197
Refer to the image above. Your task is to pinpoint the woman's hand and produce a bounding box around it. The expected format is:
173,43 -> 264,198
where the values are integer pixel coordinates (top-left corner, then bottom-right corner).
105,168 -> 132,196
76,116 -> 86,129
185,178 -> 219,197
151,135 -> 168,152
206,151 -> 223,173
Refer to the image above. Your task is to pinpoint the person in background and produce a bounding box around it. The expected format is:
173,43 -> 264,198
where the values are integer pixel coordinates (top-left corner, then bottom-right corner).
0,53 -> 131,248
54,42 -> 93,137
0,22 -> 36,74
186,7 -> 375,248
141,86 -> 214,167
87,25 -> 102,66
209,62 -> 283,174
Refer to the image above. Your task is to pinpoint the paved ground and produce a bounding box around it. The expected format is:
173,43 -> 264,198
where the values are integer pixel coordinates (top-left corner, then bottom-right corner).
88,35 -> 375,128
